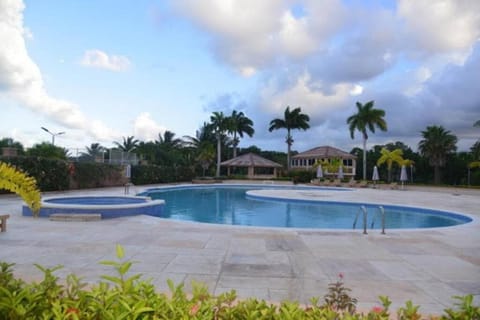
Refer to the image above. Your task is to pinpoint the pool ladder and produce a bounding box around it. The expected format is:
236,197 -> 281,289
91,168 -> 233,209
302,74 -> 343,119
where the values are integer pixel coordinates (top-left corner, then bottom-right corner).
353,205 -> 386,234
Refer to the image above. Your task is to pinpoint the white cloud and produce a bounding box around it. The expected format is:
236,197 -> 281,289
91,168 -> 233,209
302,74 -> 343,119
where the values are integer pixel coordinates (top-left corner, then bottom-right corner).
260,72 -> 355,123
239,66 -> 256,77
133,112 -> 167,142
278,11 -> 316,58
81,49 -> 131,72
398,0 -> 480,55
174,0 -> 282,72
0,0 -> 120,143
349,85 -> 363,96
175,0 -> 345,73
403,67 -> 432,96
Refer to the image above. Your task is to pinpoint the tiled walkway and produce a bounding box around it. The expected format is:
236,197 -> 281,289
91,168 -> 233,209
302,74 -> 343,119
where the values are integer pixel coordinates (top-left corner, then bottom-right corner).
0,183 -> 479,315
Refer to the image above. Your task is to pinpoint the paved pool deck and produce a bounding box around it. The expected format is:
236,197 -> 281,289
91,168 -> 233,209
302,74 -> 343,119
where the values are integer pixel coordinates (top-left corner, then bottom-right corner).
0,182 -> 479,315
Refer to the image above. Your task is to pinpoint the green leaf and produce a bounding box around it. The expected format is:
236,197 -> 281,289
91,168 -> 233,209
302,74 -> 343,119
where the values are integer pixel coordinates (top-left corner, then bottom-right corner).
116,244 -> 125,259
101,275 -> 122,285
99,260 -> 118,267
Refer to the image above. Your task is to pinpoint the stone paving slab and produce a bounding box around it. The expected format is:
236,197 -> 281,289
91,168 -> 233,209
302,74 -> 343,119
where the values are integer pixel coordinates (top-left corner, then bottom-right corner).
0,183 -> 479,316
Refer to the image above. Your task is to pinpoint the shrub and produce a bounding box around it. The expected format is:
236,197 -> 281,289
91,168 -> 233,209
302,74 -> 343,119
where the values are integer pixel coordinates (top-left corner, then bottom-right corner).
0,156 -> 69,191
286,170 -> 316,183
132,165 -> 195,185
70,162 -> 125,189
0,162 -> 41,216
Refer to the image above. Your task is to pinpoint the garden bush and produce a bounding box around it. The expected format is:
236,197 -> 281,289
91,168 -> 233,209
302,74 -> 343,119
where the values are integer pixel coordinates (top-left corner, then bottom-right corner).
132,165 -> 195,185
0,245 -> 478,319
286,170 -> 316,184
70,162 -> 125,189
0,156 -> 69,191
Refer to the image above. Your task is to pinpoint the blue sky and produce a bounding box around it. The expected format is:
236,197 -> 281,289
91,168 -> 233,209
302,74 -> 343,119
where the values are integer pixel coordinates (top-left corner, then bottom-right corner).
1,0 -> 479,155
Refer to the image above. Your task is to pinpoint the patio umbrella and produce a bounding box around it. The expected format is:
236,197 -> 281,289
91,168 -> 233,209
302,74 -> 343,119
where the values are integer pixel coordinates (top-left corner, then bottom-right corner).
372,165 -> 379,187
400,165 -> 408,190
337,166 -> 344,180
316,165 -> 323,178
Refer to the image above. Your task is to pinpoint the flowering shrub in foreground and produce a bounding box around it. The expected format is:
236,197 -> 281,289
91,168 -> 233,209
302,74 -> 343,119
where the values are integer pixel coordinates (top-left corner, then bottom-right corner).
0,245 -> 478,319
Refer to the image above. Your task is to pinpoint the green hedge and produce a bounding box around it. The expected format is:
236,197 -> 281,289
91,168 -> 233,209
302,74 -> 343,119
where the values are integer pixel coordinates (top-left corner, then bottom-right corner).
132,165 -> 195,185
0,158 -> 197,192
287,170 -> 316,183
0,245 -> 478,319
70,162 -> 125,189
0,156 -> 69,191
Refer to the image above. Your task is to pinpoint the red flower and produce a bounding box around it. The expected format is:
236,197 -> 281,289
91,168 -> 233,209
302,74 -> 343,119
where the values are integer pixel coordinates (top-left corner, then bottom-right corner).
190,304 -> 200,315
66,307 -> 79,318
338,272 -> 344,279
372,306 -> 384,313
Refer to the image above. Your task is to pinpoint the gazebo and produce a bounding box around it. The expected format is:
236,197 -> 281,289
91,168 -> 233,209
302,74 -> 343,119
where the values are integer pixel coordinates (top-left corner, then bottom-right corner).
221,153 -> 283,179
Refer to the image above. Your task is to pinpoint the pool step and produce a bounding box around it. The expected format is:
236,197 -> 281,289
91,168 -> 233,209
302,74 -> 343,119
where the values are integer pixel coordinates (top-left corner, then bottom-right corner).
49,213 -> 102,221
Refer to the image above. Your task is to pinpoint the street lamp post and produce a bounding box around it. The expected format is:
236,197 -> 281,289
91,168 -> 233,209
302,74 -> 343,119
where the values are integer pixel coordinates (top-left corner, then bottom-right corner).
41,127 -> 65,146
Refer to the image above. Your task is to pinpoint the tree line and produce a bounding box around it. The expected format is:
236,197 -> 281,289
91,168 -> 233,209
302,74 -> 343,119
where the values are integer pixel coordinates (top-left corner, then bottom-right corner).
1,102 -> 479,185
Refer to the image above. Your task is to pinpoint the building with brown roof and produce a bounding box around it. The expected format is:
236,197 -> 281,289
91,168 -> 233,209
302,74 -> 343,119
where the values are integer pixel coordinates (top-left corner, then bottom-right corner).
221,153 -> 283,179
291,146 -> 357,177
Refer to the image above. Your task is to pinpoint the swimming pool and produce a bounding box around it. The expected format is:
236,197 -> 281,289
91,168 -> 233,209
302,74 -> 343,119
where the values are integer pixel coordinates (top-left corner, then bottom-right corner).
140,185 -> 472,229
22,196 -> 165,219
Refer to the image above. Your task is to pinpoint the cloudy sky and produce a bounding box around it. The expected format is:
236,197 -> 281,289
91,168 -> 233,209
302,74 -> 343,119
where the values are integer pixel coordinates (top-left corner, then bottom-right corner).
1,0 -> 479,155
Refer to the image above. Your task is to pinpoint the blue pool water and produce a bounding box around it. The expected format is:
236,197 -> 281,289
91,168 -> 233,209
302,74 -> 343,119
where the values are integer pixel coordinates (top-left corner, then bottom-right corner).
141,186 -> 471,229
22,196 -> 164,219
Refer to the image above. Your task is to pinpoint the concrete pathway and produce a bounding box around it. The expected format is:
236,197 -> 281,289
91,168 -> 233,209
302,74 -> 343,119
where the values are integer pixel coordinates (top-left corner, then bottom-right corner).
0,183 -> 479,315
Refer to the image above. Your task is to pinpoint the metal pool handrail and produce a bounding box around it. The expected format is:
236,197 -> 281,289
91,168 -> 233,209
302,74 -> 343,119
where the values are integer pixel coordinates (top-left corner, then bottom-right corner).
353,205 -> 368,234
370,206 -> 386,234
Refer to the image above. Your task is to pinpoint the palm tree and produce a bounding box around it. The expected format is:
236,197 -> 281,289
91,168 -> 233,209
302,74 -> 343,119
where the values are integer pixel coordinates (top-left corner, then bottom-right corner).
113,136 -> 139,153
155,130 -> 183,149
347,100 -> 387,180
418,125 -> 457,184
210,112 -> 229,177
183,122 -> 217,150
227,110 -> 255,158
377,148 -> 403,182
196,144 -> 216,177
268,106 -> 310,170
82,143 -> 106,159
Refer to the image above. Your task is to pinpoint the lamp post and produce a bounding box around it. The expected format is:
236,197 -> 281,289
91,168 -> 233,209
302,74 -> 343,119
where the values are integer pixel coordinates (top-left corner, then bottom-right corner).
41,127 -> 65,146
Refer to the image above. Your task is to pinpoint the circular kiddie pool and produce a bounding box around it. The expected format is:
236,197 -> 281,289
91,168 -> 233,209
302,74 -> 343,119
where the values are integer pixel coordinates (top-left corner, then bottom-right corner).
22,196 -> 165,219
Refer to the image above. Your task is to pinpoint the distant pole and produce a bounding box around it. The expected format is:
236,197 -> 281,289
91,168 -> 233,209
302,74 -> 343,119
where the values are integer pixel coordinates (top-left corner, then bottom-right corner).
468,167 -> 470,186
41,127 -> 65,146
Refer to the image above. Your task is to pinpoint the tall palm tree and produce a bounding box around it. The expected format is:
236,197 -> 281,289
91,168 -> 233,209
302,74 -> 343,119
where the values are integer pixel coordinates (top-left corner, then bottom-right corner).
418,125 -> 457,184
210,112 -> 229,177
347,100 -> 387,180
155,130 -> 183,149
376,148 -> 403,182
228,110 -> 255,158
268,106 -> 310,170
113,136 -> 139,153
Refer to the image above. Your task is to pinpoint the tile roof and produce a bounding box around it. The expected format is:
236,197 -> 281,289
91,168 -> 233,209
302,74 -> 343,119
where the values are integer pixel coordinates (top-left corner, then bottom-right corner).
292,146 -> 356,159
221,153 -> 283,168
